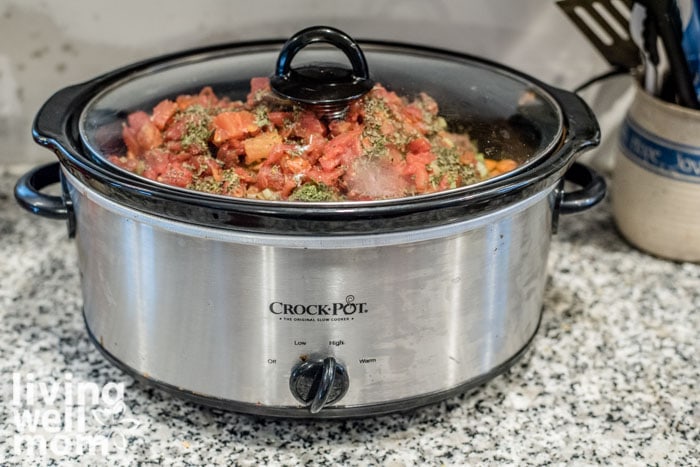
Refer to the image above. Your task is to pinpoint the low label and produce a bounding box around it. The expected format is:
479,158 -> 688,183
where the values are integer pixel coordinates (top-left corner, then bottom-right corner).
620,117 -> 700,184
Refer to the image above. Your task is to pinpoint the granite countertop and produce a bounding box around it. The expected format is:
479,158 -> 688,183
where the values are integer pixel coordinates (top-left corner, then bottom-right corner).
0,164 -> 698,466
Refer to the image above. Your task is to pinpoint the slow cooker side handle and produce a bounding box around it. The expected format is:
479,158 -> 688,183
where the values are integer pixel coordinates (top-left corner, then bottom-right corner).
558,162 -> 607,215
14,162 -> 76,237
545,84 -> 602,152
32,83 -> 90,151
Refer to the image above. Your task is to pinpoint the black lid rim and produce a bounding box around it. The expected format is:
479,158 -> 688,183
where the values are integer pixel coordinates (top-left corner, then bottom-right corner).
32,37 -> 600,234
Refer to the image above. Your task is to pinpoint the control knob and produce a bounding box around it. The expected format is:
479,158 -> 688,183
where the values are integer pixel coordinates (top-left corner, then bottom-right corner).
289,356 -> 349,413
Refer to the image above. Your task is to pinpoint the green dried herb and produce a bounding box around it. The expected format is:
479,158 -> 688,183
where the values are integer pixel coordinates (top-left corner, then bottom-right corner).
289,182 -> 337,202
430,145 -> 478,187
253,105 -> 271,128
178,105 -> 213,153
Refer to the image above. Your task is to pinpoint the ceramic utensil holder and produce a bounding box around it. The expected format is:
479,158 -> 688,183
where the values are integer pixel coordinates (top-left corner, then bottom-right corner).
612,85 -> 700,262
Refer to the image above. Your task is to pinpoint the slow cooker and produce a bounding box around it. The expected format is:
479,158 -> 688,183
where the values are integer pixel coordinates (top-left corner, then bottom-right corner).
15,26 -> 605,417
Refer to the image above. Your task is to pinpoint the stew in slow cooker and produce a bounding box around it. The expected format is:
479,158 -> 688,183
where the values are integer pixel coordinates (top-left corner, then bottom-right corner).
108,78 -> 518,201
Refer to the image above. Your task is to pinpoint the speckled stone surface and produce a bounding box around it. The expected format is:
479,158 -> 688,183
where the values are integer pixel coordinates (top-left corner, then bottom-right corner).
0,164 -> 698,466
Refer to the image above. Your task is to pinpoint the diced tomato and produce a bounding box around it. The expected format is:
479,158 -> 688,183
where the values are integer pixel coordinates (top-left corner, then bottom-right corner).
196,86 -> 218,107
379,119 -> 398,137
143,150 -> 170,177
293,112 -> 326,143
459,150 -> 477,165
268,111 -> 292,127
437,174 -> 451,191
262,144 -> 295,168
256,165 -> 286,191
412,165 -> 430,192
319,129 -> 362,171
328,120 -> 356,136
386,147 -> 404,165
403,105 -> 424,124
283,156 -> 311,175
127,111 -> 151,131
226,184 -> 247,198
173,87 -> 219,111
243,132 -> 282,165
123,111 -> 155,157
126,110 -> 162,153
122,127 -> 140,157
307,167 -> 344,187
176,94 -> 198,110
301,135 -> 325,164
136,121 -> 162,151
319,153 -> 341,171
151,99 -> 178,130
370,84 -> 402,108
216,141 -> 243,168
233,166 -> 257,184
192,156 -> 223,182
162,119 -> 186,143
346,100 -> 364,123
157,162 -> 193,187
170,152 -> 193,162
403,152 -> 435,193
406,151 -> 435,166
418,92 -> 438,115
408,138 -> 431,154
281,178 -> 298,198
108,155 -> 139,172
212,111 -> 259,144
246,77 -> 270,106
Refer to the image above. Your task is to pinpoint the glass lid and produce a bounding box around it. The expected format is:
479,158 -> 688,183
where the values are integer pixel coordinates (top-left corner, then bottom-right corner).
80,26 -> 563,204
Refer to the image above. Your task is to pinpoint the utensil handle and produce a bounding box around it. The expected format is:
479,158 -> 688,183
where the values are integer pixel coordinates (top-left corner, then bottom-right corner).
559,162 -> 607,214
641,0 -> 700,108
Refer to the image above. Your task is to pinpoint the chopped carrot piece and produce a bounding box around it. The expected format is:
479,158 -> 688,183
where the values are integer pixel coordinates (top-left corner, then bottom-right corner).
496,158 -> 518,173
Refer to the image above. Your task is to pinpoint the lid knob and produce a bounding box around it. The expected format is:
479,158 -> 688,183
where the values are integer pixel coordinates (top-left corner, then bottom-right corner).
270,26 -> 374,120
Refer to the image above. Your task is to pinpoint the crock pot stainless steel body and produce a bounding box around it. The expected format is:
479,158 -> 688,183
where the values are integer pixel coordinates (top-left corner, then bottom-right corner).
15,28 -> 605,418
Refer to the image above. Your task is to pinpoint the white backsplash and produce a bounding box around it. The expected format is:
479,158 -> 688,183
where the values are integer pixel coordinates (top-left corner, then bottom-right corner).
0,0 -> 615,165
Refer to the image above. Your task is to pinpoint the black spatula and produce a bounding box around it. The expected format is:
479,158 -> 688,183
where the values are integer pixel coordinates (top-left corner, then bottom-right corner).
557,0 -> 642,70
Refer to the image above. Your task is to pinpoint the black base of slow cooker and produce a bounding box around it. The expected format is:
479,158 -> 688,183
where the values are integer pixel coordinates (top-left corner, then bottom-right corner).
84,310 -> 540,419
